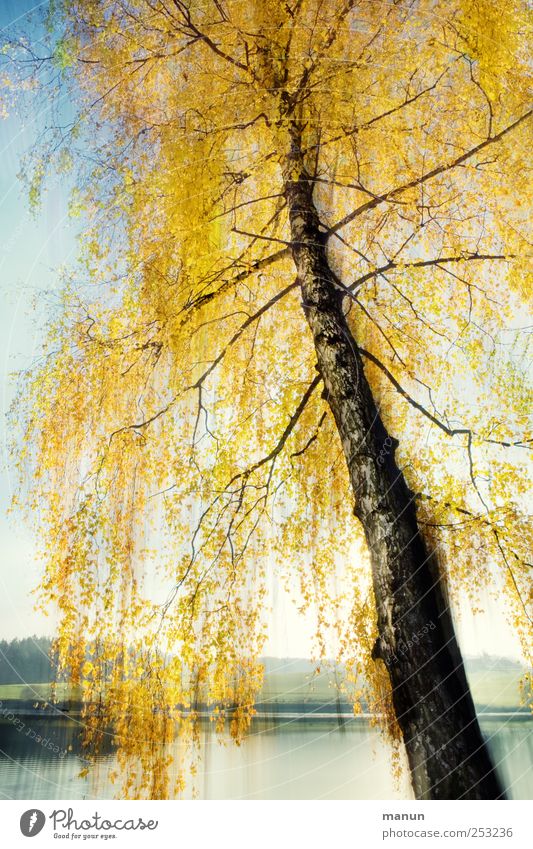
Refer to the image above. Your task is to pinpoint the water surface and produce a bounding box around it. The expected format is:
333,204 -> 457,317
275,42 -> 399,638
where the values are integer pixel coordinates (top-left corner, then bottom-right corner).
0,715 -> 530,800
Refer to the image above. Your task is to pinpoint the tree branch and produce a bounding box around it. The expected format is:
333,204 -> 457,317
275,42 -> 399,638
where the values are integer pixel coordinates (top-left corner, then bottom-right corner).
359,346 -> 531,451
327,110 -> 533,237
347,252 -> 517,293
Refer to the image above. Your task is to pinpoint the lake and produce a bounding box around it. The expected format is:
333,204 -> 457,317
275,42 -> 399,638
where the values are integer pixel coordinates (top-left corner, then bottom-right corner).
0,715 -> 530,800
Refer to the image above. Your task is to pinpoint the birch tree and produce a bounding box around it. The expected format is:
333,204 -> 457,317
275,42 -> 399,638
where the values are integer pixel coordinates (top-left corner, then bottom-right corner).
6,0 -> 532,799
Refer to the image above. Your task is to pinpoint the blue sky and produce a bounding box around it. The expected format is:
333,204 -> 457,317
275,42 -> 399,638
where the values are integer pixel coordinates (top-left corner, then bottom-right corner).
0,0 -> 525,660
0,0 -> 76,639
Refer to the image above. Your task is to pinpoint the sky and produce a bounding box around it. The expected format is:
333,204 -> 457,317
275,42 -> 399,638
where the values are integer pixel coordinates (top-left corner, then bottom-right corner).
0,0 -> 76,642
0,0 -> 526,660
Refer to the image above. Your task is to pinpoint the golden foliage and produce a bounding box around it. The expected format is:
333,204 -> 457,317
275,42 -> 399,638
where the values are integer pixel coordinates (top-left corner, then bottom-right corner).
6,0 -> 532,796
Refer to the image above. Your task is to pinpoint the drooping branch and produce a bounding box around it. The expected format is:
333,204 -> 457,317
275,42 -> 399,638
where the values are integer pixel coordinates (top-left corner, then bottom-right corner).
154,371 -> 323,620
307,63 -> 455,155
192,278 -> 298,389
327,109 -> 533,237
347,252 -> 518,293
418,493 -> 533,632
244,373 -> 322,474
291,411 -> 328,459
359,345 -> 531,451
289,0 -> 358,103
182,246 -> 290,316
169,0 -> 249,73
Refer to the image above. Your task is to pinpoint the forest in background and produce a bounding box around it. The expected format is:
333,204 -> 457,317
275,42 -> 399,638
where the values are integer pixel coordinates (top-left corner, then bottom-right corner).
0,638 -> 526,714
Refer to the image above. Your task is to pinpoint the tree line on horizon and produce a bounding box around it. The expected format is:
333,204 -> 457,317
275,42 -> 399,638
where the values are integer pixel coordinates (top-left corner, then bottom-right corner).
0,636 -> 522,687
0,636 -> 54,685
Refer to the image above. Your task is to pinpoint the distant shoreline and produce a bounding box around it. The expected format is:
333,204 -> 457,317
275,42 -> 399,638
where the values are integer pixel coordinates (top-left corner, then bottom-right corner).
1,704 -> 530,720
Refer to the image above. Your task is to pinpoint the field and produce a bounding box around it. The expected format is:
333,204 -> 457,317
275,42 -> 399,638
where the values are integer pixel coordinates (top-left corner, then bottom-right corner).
0,682 -> 80,703
0,665 -> 528,713
260,666 -> 528,711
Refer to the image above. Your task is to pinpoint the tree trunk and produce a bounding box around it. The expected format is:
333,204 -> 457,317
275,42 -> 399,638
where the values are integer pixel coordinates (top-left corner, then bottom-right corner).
282,125 -> 505,800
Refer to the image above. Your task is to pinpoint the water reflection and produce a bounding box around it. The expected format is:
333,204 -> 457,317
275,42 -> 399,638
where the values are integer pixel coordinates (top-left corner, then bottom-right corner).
0,715 -> 530,800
